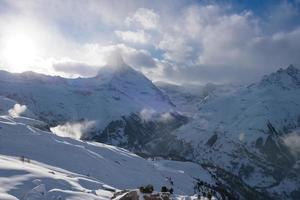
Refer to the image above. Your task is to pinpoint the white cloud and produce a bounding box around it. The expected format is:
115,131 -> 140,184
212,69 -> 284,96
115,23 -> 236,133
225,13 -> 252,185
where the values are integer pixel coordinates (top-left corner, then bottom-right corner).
8,104 -> 27,118
158,4 -> 258,66
82,43 -> 156,69
125,8 -> 159,30
159,112 -> 174,122
52,59 -> 100,77
139,108 -> 175,123
50,120 -> 96,140
155,3 -> 300,84
239,132 -> 245,142
283,130 -> 300,156
140,108 -> 156,121
158,34 -> 194,64
115,30 -> 150,44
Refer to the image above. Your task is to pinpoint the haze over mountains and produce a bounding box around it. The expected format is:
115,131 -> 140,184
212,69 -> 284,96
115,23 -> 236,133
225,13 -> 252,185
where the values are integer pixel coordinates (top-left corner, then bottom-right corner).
0,62 -> 300,199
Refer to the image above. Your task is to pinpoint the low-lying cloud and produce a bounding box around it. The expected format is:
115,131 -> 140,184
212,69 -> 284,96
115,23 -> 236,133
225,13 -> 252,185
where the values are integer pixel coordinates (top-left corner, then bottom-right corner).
139,108 -> 174,122
283,130 -> 300,156
140,108 -> 156,121
50,120 -> 96,140
8,104 -> 27,118
52,60 -> 100,77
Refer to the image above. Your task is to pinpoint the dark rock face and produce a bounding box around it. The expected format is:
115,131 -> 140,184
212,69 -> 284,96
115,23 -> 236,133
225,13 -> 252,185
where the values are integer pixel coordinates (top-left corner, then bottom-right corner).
206,134 -> 218,147
92,112 -> 193,158
255,122 -> 295,178
202,164 -> 273,200
140,185 -> 154,194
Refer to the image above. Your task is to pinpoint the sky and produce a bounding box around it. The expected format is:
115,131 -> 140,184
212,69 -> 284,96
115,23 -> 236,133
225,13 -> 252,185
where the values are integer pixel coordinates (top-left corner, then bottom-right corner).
0,0 -> 299,84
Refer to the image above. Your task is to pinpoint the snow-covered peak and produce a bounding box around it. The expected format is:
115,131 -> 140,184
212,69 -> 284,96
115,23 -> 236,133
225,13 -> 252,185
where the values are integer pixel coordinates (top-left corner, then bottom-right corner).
0,64 -> 173,131
257,65 -> 300,89
0,70 -> 66,85
95,62 -> 141,83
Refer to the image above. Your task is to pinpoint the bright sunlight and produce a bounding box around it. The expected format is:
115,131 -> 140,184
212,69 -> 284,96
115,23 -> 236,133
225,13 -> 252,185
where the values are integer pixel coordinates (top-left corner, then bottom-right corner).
2,34 -> 38,71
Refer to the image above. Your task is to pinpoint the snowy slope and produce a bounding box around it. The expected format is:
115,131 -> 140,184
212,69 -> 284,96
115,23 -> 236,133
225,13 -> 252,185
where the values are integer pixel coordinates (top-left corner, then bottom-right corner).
156,82 -> 241,115
174,65 -> 300,144
0,96 -> 217,200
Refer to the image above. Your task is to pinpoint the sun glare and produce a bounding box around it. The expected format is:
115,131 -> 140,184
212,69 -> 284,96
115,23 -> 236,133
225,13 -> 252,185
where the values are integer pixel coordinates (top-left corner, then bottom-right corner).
2,34 -> 38,71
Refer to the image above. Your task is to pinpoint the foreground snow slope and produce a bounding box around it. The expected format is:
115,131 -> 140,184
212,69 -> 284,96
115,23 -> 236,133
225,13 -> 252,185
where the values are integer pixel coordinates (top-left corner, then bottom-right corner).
0,96 -> 214,199
0,116 -> 165,195
0,155 -> 114,200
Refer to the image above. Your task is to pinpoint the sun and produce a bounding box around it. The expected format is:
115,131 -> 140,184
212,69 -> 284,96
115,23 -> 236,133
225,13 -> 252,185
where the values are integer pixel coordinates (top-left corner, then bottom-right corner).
2,34 -> 38,71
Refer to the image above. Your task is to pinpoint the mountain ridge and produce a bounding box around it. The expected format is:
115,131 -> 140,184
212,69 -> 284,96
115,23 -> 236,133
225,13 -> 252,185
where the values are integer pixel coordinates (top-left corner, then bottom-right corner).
1,65 -> 300,199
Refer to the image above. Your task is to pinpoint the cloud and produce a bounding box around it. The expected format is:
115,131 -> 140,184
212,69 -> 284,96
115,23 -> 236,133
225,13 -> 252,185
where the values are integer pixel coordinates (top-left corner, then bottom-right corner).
115,30 -> 150,44
159,112 -> 174,122
283,130 -> 300,156
1,1 -> 300,84
154,3 -> 300,84
8,104 -> 27,118
50,120 -> 96,140
140,108 -> 156,121
83,43 -> 157,69
158,4 -> 257,66
123,49 -> 157,69
139,108 -> 175,123
52,59 -> 100,77
125,8 -> 159,30
239,132 -> 245,142
158,34 -> 194,64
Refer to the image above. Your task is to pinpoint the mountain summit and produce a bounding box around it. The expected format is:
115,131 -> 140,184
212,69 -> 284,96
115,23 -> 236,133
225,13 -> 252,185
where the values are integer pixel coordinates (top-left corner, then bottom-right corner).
258,65 -> 300,88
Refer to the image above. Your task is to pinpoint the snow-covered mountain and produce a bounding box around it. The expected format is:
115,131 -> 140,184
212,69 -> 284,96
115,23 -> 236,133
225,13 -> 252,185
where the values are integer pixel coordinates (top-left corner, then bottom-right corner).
1,64 -> 300,199
0,62 -> 188,154
164,65 -> 300,199
156,82 -> 241,115
0,62 -> 172,127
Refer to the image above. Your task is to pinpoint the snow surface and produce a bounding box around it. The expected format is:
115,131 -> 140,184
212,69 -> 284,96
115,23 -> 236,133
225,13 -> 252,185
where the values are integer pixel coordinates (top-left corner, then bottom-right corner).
0,96 -> 212,199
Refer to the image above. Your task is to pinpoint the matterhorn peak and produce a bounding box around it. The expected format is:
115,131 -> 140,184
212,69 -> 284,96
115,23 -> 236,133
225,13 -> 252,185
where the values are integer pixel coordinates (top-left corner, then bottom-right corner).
96,50 -> 135,80
105,50 -> 126,67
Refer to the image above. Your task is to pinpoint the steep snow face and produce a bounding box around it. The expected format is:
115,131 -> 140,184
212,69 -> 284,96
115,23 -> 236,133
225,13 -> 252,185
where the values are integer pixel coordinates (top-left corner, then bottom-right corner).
156,82 -> 241,115
0,65 -> 173,132
171,65 -> 300,147
193,65 -> 300,141
257,65 -> 300,89
170,66 -> 300,199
